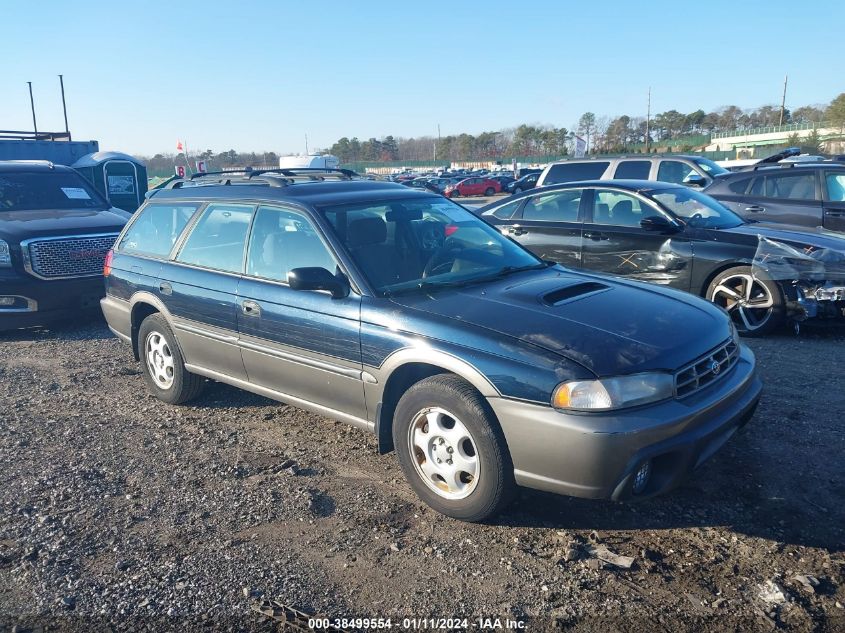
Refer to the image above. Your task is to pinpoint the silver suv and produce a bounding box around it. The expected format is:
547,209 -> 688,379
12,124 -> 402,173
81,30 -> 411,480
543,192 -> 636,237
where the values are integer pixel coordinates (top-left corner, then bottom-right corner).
536,155 -> 729,189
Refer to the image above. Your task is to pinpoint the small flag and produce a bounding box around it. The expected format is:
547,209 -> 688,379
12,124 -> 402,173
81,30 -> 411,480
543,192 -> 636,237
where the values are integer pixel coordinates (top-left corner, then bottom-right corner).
176,140 -> 185,153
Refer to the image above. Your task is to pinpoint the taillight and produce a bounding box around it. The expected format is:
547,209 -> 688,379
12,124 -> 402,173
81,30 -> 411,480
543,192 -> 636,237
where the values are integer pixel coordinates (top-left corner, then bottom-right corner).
103,249 -> 113,277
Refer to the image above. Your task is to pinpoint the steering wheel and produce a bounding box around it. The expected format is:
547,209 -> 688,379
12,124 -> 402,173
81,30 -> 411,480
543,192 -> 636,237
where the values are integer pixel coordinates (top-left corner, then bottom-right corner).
422,242 -> 463,278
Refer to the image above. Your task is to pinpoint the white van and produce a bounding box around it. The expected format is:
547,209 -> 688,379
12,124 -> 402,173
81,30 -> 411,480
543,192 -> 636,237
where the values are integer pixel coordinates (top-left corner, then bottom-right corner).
278,154 -> 340,170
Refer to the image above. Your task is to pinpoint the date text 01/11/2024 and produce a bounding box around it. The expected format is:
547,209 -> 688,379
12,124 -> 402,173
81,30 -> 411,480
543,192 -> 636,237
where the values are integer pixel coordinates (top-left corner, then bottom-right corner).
307,617 -> 527,630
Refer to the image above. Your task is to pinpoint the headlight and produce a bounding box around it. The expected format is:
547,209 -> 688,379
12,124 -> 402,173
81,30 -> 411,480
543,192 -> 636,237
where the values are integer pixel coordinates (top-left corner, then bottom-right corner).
552,372 -> 674,411
0,240 -> 11,268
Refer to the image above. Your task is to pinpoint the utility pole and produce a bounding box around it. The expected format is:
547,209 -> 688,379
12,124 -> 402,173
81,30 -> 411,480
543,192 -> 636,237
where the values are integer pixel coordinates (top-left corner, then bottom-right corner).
27,82 -> 38,137
779,75 -> 788,126
305,133 -> 309,155
58,75 -> 71,140
645,86 -> 651,153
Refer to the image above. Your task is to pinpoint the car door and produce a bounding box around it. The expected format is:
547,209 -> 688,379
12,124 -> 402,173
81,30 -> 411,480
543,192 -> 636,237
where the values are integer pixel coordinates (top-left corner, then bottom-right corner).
580,188 -> 693,290
740,171 -> 823,227
497,188 -> 585,269
161,202 -> 255,380
821,170 -> 845,232
237,204 -> 367,421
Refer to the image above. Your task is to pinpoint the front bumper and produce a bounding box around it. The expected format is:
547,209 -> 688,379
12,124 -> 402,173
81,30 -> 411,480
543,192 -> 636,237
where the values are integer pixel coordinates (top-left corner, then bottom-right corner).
0,272 -> 106,331
489,344 -> 762,501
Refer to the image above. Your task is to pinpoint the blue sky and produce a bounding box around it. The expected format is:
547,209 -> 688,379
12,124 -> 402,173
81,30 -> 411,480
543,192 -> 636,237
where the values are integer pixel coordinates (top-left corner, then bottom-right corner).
1,0 -> 842,156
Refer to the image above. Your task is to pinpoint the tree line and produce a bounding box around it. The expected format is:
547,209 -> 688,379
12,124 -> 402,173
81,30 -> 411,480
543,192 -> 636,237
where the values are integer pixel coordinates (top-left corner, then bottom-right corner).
141,94 -> 845,172
326,94 -> 845,162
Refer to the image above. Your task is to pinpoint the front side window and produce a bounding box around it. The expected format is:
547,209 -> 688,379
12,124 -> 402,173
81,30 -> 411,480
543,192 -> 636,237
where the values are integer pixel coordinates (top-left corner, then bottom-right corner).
246,205 -> 337,282
320,197 -> 542,296
613,160 -> 651,180
176,203 -> 254,273
650,187 -> 743,229
592,190 -> 647,227
0,170 -> 108,211
544,162 -> 609,184
522,190 -> 583,222
826,173 -> 845,202
657,160 -> 697,185
764,173 -> 816,200
118,203 -> 199,257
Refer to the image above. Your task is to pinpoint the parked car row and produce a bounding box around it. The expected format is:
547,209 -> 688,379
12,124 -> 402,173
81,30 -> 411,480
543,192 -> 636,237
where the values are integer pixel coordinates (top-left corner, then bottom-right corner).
478,180 -> 845,335
3,157 -> 844,523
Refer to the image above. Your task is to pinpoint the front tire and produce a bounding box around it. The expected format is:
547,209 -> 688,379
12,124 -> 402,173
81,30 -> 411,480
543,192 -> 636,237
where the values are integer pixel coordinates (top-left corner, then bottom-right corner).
393,374 -> 515,521
138,314 -> 205,404
513,187 -> 522,194
484,187 -> 495,196
706,266 -> 784,336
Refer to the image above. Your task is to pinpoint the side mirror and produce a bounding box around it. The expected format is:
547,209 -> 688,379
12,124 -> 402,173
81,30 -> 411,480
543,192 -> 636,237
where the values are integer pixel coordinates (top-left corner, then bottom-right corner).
683,174 -> 707,188
640,216 -> 680,233
288,267 -> 349,299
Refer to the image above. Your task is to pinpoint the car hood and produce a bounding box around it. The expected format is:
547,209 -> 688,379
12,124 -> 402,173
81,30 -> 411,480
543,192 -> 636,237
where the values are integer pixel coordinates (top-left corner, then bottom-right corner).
726,222 -> 845,251
389,267 -> 731,376
0,207 -> 131,243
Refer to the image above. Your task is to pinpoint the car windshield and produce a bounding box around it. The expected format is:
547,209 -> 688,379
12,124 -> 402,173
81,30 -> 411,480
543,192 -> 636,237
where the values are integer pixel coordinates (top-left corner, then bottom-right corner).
650,187 -> 744,229
320,197 -> 544,296
692,157 -> 729,176
0,170 -> 108,211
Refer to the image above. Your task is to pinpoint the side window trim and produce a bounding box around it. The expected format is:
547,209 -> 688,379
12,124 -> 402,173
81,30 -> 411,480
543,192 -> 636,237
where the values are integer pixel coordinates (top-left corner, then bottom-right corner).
167,201 -> 208,260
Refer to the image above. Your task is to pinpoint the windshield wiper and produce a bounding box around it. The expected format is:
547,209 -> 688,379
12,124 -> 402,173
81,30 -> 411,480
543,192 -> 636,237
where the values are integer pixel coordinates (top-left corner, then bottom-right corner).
383,264 -> 546,297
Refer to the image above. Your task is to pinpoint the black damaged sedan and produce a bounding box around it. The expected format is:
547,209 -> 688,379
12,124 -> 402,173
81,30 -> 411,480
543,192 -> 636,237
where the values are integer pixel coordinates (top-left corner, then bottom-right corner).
479,180 -> 845,335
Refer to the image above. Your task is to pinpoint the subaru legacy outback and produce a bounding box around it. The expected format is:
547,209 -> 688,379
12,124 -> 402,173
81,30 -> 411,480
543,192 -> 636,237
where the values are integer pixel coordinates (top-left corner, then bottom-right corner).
100,168 -> 762,521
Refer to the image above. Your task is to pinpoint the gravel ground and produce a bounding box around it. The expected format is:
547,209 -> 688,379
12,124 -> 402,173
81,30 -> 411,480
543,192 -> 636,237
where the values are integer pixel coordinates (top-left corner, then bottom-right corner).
1,317 -> 843,632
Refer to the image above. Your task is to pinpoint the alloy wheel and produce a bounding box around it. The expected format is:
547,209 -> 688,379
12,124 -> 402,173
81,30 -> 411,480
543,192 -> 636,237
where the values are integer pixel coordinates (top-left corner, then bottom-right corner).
710,273 -> 774,333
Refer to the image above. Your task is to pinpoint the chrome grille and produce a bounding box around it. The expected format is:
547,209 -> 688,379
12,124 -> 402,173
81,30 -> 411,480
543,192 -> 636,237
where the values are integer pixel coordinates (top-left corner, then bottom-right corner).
24,234 -> 119,280
675,338 -> 740,398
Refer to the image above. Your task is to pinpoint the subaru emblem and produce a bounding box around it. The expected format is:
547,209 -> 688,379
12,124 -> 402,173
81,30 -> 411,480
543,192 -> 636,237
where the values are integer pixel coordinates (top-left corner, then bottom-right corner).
710,359 -> 721,375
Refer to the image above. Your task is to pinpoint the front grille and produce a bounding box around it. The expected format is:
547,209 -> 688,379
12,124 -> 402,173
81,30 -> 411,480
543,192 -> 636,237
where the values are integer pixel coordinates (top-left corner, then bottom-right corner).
25,234 -> 119,280
674,338 -> 740,398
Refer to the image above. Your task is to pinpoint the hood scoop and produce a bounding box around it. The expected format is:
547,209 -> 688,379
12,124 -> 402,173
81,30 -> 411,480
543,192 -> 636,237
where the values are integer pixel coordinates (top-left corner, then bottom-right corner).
542,281 -> 610,306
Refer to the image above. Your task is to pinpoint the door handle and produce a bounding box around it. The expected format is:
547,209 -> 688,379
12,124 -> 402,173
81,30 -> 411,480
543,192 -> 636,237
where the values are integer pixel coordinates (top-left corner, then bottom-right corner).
241,300 -> 261,317
158,281 -> 172,295
584,231 -> 609,241
508,226 -> 527,236
744,205 -> 765,213
824,208 -> 845,217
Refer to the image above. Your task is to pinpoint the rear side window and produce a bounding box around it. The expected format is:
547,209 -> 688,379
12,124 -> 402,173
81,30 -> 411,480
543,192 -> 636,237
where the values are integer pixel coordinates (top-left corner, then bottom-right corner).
117,203 -> 199,257
176,203 -> 254,272
484,198 -> 522,219
613,161 -> 651,179
522,190 -> 583,222
0,170 -> 107,211
728,177 -> 752,194
544,162 -> 609,184
764,173 -> 816,200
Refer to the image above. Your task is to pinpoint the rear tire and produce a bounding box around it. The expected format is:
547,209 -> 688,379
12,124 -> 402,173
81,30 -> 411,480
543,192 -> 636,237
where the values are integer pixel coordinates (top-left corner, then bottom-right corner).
513,187 -> 523,194
393,374 -> 515,522
484,187 -> 495,196
706,266 -> 784,336
138,314 -> 205,404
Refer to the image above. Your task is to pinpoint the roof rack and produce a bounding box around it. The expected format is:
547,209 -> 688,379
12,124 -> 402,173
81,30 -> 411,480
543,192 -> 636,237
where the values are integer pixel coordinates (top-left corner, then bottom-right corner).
157,167 -> 361,191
